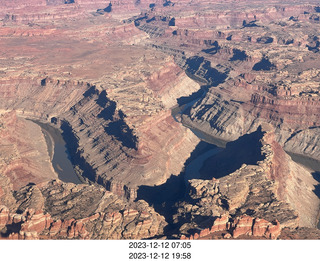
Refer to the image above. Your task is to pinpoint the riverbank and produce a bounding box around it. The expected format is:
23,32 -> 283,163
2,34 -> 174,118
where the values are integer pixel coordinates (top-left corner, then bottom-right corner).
30,120 -> 82,184
287,152 -> 320,173
177,108 -> 320,173
40,127 -> 54,161
172,104 -> 320,229
172,105 -> 228,147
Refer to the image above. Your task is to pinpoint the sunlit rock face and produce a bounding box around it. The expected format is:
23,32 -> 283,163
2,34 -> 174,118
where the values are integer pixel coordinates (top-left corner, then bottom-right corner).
0,111 -> 58,190
0,178 -> 167,239
0,0 -> 202,199
0,0 -> 320,240
175,125 -> 319,239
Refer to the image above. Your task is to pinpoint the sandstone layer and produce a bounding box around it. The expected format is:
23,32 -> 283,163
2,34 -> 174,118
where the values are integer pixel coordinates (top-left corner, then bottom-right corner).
170,5 -> 320,160
0,177 -> 166,239
0,111 -> 57,190
0,10 -> 200,199
112,0 -> 320,160
0,0 -> 320,240
173,125 -> 320,239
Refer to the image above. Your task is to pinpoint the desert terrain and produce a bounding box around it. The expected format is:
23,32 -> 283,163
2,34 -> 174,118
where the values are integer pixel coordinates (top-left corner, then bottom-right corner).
0,0 -> 320,240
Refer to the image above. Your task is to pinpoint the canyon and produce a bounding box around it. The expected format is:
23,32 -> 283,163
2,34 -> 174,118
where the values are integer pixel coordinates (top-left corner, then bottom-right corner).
175,124 -> 320,239
0,0 -> 320,240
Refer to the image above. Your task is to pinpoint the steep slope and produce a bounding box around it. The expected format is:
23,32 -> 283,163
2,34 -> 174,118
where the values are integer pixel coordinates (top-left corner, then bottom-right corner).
174,124 -> 320,239
0,111 -> 57,190
0,43 -> 200,200
0,177 -> 167,239
1,0 -> 320,241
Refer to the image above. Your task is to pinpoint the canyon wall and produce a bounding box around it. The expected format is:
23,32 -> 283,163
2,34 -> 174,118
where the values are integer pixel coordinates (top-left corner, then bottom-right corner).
0,177 -> 167,239
121,0 -> 320,161
173,11 -> 320,160
0,0 -> 320,240
175,124 -> 320,239
0,37 -> 200,200
0,111 -> 57,190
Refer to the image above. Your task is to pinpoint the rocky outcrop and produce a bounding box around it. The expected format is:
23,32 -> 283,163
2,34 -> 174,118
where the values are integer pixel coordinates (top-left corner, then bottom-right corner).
58,82 -> 198,199
1,0 -> 320,241
0,111 -> 58,189
0,174 -> 17,212
0,34 -> 199,200
180,215 -> 281,240
174,6 -> 320,161
0,179 -> 167,239
175,125 -> 320,239
147,60 -> 200,108
279,227 -> 320,239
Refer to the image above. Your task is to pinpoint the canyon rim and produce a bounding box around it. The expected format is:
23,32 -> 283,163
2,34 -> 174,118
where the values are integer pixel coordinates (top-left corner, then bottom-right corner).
0,0 -> 320,243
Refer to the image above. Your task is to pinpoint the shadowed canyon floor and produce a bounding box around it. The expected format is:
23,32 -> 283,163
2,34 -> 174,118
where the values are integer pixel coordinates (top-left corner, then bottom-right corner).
0,0 -> 320,239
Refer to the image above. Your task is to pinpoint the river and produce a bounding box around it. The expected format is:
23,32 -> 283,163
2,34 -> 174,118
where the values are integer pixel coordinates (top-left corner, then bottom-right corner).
183,147 -> 222,185
172,102 -> 320,228
172,104 -> 226,183
172,103 -> 320,178
30,120 -> 82,184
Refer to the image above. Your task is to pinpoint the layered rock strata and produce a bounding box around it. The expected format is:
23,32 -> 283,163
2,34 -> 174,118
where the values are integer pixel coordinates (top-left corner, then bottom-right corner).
0,0 -> 320,241
0,26 -> 200,199
169,6 -> 320,160
175,125 -> 320,239
0,111 -> 57,190
180,215 -> 281,240
123,1 -> 320,161
0,177 -> 166,239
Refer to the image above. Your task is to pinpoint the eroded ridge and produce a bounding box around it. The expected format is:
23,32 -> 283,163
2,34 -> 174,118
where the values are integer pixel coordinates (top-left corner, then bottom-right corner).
174,125 -> 320,239
128,1 -> 320,160
0,0 -> 320,240
0,38 -> 200,199
0,178 -> 166,239
0,112 -> 57,189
